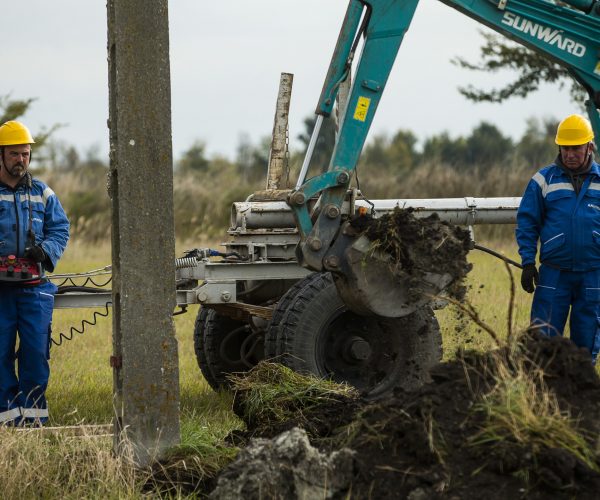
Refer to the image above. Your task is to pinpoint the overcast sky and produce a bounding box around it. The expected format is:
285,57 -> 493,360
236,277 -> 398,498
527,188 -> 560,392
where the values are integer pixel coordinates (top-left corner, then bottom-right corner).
5,1 -> 577,162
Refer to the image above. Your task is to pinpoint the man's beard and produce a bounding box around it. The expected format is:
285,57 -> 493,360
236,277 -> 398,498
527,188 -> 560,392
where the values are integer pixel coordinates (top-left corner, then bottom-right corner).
6,162 -> 26,177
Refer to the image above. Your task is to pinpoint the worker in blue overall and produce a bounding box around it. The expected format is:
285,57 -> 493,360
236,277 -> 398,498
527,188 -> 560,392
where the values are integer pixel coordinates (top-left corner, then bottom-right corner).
0,121 -> 69,425
517,114 -> 600,363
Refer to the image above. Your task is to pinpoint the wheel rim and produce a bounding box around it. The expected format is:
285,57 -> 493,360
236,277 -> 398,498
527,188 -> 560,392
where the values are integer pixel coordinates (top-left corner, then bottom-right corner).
219,325 -> 264,370
315,306 -> 401,392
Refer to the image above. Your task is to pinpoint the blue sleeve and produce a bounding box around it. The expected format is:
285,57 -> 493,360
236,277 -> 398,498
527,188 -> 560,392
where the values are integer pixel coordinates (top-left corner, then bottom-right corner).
40,193 -> 70,272
515,176 -> 544,267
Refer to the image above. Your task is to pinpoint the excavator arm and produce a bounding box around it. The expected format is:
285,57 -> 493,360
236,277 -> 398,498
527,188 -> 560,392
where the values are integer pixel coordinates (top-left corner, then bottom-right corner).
289,0 -> 600,316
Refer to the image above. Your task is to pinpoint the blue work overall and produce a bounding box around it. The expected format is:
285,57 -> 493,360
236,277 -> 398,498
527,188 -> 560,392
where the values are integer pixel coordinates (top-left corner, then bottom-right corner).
517,160 -> 600,363
0,176 -> 69,425
531,265 -> 600,362
0,281 -> 57,424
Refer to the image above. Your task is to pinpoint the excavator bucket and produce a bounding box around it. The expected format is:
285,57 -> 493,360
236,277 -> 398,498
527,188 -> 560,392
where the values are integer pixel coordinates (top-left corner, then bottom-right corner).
325,210 -> 471,318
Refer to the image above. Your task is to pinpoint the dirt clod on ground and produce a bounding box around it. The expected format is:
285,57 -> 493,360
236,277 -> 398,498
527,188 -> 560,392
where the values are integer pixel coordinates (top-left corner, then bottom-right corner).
349,208 -> 473,300
224,333 -> 600,499
210,428 -> 354,500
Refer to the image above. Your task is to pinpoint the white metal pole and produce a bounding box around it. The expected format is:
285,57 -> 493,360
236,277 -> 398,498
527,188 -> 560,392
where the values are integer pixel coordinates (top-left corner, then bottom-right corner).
295,115 -> 324,189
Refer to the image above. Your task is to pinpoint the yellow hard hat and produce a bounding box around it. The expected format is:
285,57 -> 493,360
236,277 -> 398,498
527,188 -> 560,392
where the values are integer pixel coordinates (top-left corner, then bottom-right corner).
0,121 -> 35,146
555,114 -> 594,146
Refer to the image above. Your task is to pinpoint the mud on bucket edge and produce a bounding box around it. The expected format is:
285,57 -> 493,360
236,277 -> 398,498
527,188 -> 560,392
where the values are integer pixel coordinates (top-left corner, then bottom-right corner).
327,209 -> 472,318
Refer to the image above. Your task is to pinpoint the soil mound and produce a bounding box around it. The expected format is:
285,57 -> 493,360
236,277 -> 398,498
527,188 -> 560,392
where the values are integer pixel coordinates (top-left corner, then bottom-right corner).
340,332 -> 600,499
228,333 -> 600,499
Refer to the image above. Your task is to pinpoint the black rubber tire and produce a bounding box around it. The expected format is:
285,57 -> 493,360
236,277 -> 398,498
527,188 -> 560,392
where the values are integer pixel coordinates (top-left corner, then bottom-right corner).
193,307 -> 263,390
193,307 -> 222,389
264,273 -> 322,359
277,273 -> 442,399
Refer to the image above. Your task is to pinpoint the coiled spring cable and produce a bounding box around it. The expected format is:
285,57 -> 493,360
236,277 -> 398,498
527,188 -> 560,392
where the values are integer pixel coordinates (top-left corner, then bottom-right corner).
50,266 -> 114,346
47,250 -> 222,346
51,301 -> 112,347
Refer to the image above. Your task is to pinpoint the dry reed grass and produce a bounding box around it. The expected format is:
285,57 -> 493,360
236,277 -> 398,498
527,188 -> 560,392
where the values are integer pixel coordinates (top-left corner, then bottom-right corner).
0,427 -> 140,499
470,350 -> 599,473
35,160 -> 530,243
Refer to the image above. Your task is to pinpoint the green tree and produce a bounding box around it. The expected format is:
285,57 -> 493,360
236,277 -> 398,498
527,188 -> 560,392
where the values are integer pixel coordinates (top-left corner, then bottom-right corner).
297,116 -> 337,174
236,133 -> 270,183
361,130 -> 419,172
361,134 -> 390,169
421,123 -> 513,169
515,117 -> 558,167
387,130 -> 419,169
422,132 -> 468,167
465,122 -> 513,167
0,95 -> 35,124
452,30 -> 585,106
176,139 -> 209,173
0,94 -> 62,149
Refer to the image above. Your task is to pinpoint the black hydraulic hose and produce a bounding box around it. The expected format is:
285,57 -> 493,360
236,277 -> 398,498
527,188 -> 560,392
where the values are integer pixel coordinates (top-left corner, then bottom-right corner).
472,243 -> 523,270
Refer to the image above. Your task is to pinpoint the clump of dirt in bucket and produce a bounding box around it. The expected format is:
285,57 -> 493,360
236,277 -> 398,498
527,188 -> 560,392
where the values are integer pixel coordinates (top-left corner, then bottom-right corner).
349,207 -> 472,301
223,333 -> 600,499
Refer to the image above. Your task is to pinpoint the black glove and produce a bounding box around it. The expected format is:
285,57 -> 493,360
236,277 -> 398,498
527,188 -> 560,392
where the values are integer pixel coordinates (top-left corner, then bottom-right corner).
24,245 -> 46,263
521,264 -> 538,294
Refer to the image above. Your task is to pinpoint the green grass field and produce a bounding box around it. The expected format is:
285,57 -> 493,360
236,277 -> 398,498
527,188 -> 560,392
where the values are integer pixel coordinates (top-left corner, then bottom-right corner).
1,238 -> 587,497
47,239 -> 539,424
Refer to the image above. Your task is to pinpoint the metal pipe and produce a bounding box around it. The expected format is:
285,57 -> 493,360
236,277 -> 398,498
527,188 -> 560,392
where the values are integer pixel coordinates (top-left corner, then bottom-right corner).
295,115 -> 324,189
231,197 -> 521,230
360,197 -> 522,225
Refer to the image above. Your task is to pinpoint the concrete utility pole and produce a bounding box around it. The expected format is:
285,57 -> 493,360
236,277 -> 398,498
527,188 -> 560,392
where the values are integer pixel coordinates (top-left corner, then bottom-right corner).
107,0 -> 180,465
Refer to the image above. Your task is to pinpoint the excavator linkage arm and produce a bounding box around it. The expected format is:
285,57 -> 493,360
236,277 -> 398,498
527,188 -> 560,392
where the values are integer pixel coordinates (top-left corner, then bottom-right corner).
289,0 -> 600,316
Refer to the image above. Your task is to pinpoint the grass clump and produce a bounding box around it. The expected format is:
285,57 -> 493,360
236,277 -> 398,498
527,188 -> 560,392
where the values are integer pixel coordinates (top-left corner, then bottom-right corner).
228,361 -> 358,435
470,348 -> 599,473
443,262 -> 600,478
147,410 -> 242,495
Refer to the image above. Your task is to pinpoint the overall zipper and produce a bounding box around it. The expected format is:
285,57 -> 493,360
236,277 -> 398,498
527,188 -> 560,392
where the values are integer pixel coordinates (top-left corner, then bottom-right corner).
13,191 -> 20,255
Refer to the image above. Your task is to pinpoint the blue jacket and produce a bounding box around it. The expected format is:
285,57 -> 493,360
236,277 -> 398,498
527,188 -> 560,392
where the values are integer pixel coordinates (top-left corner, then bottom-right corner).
0,176 -> 69,272
516,159 -> 600,271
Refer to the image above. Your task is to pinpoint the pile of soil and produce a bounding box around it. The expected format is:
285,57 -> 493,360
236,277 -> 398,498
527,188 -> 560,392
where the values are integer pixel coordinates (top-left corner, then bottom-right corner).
349,208 -> 473,301
224,332 -> 600,499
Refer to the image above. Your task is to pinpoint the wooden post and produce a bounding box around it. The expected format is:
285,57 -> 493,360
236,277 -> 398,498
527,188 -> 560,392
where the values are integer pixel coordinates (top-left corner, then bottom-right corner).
266,73 -> 294,190
107,0 -> 180,466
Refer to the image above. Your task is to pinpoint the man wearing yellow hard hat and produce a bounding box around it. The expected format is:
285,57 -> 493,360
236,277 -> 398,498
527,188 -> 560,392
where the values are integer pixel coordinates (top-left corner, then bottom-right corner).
516,114 -> 600,363
0,121 -> 69,426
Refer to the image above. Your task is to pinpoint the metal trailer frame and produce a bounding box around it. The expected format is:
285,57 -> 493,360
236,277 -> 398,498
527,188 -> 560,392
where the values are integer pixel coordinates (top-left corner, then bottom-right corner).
53,196 -> 521,312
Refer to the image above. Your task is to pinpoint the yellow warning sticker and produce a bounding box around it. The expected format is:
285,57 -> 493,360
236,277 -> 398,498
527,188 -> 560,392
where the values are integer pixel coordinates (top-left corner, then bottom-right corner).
595,61 -> 600,76
353,96 -> 371,122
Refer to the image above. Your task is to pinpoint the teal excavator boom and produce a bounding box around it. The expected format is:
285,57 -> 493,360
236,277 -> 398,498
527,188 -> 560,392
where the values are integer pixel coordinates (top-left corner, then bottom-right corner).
289,0 -> 600,317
